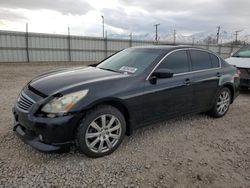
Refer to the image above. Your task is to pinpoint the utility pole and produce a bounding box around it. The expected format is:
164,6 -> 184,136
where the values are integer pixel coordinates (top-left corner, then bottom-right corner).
68,27 -> 71,62
216,26 -> 221,44
192,36 -> 195,45
25,23 -> 29,62
233,30 -> 243,44
154,24 -> 160,42
105,30 -> 108,58
246,35 -> 250,44
129,32 -> 132,47
173,29 -> 176,44
26,23 -> 28,32
129,32 -> 132,41
101,15 -> 105,38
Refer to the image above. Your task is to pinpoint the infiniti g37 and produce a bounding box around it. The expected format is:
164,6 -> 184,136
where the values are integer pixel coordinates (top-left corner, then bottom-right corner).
13,46 -> 240,157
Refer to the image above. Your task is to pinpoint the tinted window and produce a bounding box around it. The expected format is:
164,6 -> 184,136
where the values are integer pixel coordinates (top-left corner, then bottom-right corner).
190,50 -> 212,71
210,54 -> 220,68
157,50 -> 189,74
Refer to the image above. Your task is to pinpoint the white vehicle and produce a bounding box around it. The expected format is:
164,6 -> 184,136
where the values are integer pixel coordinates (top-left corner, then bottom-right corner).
226,45 -> 250,89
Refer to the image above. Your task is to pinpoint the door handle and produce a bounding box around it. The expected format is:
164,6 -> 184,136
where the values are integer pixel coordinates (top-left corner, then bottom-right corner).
184,78 -> 191,86
216,72 -> 221,77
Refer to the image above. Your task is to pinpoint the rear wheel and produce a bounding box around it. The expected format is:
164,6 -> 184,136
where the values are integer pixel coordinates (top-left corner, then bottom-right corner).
76,105 -> 126,158
209,87 -> 231,118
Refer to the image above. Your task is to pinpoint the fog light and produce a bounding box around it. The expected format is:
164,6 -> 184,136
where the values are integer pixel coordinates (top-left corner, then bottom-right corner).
39,134 -> 43,142
47,114 -> 56,118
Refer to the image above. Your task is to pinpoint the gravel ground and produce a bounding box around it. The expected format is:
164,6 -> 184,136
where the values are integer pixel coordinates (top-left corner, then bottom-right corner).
0,63 -> 250,188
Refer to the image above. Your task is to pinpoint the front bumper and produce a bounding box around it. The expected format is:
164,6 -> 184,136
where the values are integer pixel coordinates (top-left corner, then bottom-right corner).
240,78 -> 250,88
238,67 -> 250,88
14,124 -> 66,152
13,106 -> 83,152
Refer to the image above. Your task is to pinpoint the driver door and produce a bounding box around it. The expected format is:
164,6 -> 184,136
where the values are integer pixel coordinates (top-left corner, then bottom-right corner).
142,50 -> 194,123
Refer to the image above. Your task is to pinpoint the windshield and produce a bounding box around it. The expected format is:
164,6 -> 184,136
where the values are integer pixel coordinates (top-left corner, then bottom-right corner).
97,48 -> 165,75
233,45 -> 250,58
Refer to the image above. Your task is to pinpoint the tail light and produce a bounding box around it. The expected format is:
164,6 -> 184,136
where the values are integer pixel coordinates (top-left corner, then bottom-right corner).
236,68 -> 241,76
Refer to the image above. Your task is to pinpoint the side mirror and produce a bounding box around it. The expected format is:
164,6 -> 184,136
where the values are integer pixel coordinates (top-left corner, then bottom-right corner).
90,63 -> 99,67
149,69 -> 174,84
151,68 -> 174,79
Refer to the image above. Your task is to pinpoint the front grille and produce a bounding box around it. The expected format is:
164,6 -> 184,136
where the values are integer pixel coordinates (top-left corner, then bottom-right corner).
240,78 -> 250,85
16,92 -> 35,112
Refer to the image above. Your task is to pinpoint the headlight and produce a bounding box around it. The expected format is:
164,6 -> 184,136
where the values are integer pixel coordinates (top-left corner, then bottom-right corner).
41,90 -> 88,114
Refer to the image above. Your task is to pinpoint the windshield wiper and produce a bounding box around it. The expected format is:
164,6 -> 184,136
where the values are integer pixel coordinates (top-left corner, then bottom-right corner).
98,67 -> 121,73
232,55 -> 250,58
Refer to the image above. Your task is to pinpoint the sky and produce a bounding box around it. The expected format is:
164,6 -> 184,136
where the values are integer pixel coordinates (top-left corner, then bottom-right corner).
0,0 -> 250,41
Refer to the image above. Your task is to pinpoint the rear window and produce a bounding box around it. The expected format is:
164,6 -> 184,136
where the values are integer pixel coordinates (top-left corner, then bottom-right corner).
190,50 -> 212,71
210,54 -> 220,68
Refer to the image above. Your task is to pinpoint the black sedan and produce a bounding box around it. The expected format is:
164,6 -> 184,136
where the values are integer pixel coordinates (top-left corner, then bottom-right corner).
13,46 -> 240,157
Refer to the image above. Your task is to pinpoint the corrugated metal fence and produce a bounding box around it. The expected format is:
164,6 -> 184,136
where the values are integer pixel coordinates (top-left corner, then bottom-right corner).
0,30 -> 243,63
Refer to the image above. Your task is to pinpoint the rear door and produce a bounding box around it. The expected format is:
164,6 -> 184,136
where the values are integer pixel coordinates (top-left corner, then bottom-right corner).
188,49 -> 221,111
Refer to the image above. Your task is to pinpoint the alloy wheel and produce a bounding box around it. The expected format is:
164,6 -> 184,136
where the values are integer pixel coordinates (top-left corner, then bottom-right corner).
85,114 -> 122,153
217,90 -> 230,115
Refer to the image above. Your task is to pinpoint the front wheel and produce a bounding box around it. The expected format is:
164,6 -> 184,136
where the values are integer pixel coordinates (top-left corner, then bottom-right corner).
76,105 -> 126,158
209,87 -> 231,118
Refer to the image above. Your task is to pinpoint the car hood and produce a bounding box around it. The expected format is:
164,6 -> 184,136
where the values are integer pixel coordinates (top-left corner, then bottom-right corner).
29,66 -> 129,96
225,57 -> 250,68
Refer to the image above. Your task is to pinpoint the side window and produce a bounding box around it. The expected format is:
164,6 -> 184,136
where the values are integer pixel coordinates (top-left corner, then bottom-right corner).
190,50 -> 212,71
210,54 -> 220,68
157,50 -> 189,74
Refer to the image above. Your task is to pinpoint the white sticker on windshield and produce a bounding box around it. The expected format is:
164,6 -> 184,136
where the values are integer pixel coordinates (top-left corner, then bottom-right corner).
119,66 -> 138,73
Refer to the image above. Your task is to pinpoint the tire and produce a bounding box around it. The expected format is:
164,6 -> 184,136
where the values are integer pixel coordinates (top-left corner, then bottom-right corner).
76,105 -> 126,158
208,87 -> 231,118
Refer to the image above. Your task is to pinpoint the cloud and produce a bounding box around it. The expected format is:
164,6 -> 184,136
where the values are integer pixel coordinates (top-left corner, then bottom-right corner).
101,7 -> 154,33
116,0 -> 250,33
0,0 -> 93,15
0,0 -> 250,40
0,9 -> 27,22
101,6 -> 197,36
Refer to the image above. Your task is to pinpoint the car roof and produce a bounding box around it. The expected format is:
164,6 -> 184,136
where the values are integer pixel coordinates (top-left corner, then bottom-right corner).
131,45 -> 205,51
131,45 -> 220,57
